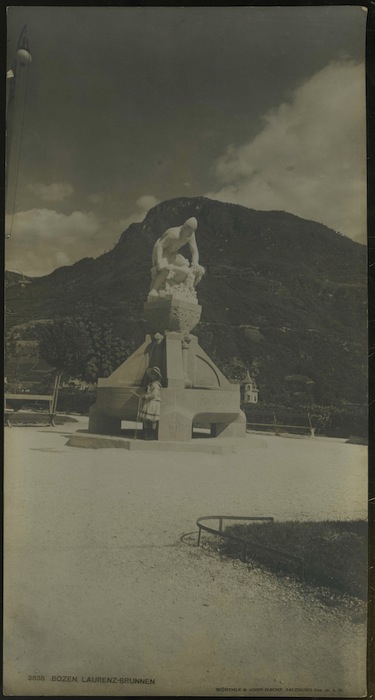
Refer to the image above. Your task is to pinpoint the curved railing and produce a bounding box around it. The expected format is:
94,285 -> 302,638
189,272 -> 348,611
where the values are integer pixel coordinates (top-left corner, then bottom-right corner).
196,515 -> 304,579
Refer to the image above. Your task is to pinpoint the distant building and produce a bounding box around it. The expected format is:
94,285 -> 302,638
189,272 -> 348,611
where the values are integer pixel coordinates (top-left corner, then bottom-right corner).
241,369 -> 259,404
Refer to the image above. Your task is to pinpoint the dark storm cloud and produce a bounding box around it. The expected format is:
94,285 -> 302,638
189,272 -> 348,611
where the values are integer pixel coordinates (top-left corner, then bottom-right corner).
6,6 -> 366,275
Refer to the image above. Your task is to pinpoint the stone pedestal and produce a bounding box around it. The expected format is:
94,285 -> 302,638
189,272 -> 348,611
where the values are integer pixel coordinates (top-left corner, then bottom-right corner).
89,297 -> 246,441
143,296 -> 202,334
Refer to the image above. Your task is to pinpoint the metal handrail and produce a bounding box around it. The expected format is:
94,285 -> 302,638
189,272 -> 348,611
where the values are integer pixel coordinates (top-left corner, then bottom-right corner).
247,422 -> 311,429
246,422 -> 315,437
196,515 -> 304,579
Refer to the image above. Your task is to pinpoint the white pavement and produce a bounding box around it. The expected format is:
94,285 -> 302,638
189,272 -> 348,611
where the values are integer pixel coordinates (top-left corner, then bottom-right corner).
3,419 -> 368,697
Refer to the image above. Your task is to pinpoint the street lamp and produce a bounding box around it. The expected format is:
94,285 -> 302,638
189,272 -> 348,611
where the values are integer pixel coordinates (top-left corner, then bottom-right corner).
6,25 -> 32,240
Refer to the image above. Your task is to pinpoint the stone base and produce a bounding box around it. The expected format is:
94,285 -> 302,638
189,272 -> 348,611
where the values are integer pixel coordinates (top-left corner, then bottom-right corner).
67,431 -> 251,454
89,384 -> 246,442
157,388 -> 246,441
143,296 -> 202,334
89,310 -> 246,441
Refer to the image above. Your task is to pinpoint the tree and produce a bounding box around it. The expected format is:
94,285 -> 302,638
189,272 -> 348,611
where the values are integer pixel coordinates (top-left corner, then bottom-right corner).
82,320 -> 132,382
37,319 -> 93,413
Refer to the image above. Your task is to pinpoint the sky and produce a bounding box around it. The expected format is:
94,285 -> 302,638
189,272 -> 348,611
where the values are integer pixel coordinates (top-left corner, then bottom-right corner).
5,5 -> 367,277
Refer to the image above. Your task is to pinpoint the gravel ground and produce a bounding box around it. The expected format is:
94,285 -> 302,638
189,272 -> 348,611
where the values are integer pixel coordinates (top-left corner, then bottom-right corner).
3,419 -> 368,697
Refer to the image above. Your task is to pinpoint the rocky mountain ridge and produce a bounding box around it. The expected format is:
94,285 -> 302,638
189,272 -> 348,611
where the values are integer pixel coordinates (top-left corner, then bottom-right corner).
5,197 -> 367,405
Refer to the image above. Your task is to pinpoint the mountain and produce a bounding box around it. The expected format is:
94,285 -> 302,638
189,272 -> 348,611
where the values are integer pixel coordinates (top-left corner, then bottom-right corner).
5,196 -> 367,406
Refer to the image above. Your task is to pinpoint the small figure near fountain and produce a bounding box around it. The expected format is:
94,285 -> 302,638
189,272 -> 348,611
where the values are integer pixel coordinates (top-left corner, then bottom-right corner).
139,366 -> 163,440
148,217 -> 205,302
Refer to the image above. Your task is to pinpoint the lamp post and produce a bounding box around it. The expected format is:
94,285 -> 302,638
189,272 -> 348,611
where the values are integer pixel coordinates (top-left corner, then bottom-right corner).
6,25 -> 32,240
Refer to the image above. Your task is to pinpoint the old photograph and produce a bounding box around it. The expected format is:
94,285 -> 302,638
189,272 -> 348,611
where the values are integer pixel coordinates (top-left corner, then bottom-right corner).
4,5 -> 368,697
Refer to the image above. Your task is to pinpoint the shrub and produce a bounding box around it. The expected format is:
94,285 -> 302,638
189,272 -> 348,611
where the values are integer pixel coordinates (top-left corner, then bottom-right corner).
221,520 -> 367,600
56,387 -> 97,415
243,402 -> 367,438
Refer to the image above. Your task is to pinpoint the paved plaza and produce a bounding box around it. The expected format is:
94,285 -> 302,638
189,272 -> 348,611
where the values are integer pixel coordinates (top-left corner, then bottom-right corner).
3,419 -> 368,696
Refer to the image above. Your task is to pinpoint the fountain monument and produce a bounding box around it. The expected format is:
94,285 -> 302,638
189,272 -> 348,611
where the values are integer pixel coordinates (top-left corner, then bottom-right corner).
88,217 -> 246,441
